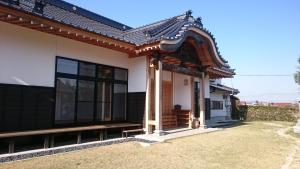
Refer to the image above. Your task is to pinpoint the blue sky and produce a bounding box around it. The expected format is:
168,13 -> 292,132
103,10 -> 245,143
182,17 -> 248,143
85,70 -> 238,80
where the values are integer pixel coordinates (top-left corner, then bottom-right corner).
65,0 -> 300,102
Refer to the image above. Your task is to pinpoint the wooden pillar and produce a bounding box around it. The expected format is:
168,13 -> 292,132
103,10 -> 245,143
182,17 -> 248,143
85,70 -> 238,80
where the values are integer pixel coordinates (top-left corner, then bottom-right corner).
189,77 -> 194,128
145,56 -> 152,134
199,73 -> 207,129
171,71 -> 174,108
154,60 -> 164,136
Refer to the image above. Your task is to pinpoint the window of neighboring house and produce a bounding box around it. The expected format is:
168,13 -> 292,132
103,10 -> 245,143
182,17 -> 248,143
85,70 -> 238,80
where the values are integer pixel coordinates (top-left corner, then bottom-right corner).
55,57 -> 128,125
211,101 -> 224,110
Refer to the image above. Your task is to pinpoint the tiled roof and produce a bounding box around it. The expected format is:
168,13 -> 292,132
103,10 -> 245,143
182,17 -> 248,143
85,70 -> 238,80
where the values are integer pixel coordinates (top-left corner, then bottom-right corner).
0,0 -> 229,64
210,83 -> 240,95
123,10 -> 229,64
0,0 -> 131,42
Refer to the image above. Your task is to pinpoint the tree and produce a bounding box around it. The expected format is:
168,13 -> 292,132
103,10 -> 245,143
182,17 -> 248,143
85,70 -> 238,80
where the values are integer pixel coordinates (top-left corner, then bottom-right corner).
295,57 -> 300,85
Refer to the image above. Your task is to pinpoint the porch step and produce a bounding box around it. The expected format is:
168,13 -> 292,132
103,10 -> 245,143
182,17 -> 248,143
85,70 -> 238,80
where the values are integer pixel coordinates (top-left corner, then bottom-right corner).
177,110 -> 190,126
163,114 -> 177,129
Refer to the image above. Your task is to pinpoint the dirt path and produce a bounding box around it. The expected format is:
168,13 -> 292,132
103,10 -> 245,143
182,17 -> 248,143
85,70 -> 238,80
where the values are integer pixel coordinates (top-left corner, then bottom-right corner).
275,126 -> 300,169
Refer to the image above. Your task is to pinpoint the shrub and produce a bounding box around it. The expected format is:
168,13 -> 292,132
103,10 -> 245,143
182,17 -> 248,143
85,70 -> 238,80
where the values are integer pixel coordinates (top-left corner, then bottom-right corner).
238,105 -> 298,122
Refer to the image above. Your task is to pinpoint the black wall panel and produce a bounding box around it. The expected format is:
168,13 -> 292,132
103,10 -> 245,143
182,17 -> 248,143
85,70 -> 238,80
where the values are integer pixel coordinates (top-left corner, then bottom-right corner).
0,86 -> 3,131
0,84 -> 54,132
4,86 -> 22,131
36,88 -> 53,129
21,87 -> 37,130
127,92 -> 145,124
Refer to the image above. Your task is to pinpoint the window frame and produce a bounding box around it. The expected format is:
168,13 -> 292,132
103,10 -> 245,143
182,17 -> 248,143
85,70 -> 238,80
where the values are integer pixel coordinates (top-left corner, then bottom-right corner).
210,100 -> 224,110
54,56 -> 128,127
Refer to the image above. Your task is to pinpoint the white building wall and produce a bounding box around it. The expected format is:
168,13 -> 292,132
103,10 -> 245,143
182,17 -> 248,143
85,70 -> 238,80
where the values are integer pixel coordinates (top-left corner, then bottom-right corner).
128,56 -> 147,92
0,22 -> 145,90
173,73 -> 191,110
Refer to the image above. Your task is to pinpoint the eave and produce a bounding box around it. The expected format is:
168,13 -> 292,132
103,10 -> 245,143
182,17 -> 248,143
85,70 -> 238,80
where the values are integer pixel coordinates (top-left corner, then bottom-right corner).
207,67 -> 234,79
0,5 -> 136,55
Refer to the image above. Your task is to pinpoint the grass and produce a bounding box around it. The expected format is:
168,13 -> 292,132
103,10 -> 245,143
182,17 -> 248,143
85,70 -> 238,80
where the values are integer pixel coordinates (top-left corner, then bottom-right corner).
0,121 -> 299,169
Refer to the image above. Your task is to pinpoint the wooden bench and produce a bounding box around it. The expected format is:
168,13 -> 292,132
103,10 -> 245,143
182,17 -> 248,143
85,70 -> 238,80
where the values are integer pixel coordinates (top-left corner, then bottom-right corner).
0,123 -> 142,154
122,129 -> 144,138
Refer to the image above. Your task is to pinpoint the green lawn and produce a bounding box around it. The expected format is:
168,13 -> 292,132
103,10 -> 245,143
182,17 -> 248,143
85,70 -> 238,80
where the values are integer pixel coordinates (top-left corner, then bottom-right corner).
1,121 -> 299,169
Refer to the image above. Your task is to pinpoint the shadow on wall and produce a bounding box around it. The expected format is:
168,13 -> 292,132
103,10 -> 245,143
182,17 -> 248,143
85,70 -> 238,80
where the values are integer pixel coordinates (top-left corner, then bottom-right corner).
237,105 -> 298,122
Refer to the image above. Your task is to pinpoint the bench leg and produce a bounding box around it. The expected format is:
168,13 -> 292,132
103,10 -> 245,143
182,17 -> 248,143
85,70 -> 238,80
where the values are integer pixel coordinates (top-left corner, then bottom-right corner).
50,135 -> 55,148
77,133 -> 81,144
44,136 -> 50,149
104,130 -> 107,140
99,131 -> 104,141
8,141 -> 15,154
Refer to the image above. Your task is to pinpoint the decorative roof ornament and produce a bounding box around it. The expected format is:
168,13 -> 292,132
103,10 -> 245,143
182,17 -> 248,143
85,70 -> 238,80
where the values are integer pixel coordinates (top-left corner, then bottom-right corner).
185,10 -> 193,20
33,0 -> 46,15
195,17 -> 203,28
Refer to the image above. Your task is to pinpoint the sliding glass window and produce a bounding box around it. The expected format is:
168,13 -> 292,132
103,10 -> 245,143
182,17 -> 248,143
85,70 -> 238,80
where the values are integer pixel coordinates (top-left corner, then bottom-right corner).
55,57 -> 128,125
55,78 -> 76,124
77,80 -> 95,123
113,84 -> 127,121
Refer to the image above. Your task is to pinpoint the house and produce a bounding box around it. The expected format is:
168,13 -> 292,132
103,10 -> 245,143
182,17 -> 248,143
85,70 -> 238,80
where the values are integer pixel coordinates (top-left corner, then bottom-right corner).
209,79 -> 239,123
0,0 -> 236,146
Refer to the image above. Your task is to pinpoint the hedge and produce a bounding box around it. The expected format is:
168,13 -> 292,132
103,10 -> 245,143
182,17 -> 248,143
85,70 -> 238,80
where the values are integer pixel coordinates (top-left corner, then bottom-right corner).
238,105 -> 298,122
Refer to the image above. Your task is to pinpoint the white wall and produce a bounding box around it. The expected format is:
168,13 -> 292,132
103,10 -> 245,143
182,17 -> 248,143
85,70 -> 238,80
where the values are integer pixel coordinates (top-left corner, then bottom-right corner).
173,73 -> 191,110
0,21 -> 145,89
128,56 -> 147,92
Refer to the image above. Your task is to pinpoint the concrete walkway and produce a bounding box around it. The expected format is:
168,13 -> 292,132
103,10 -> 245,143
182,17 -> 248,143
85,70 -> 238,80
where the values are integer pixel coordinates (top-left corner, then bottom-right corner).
135,127 -> 221,142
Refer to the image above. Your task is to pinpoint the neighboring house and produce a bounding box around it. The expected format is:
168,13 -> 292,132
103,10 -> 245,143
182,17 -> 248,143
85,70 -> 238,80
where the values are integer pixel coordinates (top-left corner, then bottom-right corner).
0,0 -> 236,141
270,103 -> 293,107
209,79 -> 239,123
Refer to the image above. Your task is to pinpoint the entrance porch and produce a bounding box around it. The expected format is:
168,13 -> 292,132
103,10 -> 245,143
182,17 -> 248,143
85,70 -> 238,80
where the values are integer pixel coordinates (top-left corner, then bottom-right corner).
144,59 -> 210,135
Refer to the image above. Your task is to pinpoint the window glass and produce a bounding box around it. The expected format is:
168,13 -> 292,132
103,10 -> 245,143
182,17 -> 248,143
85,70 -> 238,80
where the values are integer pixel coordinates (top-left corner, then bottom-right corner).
57,58 -> 78,74
77,80 -> 95,122
55,57 -> 128,125
114,68 -> 127,81
96,82 -> 112,121
113,84 -> 127,120
79,62 -> 96,77
211,101 -> 224,110
55,78 -> 76,124
98,66 -> 113,79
